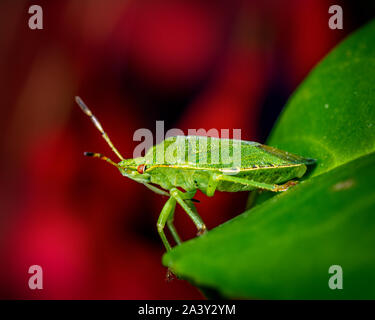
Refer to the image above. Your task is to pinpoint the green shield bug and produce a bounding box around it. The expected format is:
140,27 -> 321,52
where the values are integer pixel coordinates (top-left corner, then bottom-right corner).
76,96 -> 315,251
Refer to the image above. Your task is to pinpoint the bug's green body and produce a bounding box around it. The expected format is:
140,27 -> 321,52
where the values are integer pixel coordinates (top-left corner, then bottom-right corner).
76,97 -> 315,251
119,136 -> 312,194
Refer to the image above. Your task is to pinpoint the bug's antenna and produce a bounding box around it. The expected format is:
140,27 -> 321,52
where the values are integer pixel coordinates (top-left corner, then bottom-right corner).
84,152 -> 122,169
75,96 -> 124,161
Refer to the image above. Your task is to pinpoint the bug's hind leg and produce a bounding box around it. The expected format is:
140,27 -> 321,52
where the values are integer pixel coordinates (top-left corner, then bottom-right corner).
170,188 -> 207,236
157,197 -> 177,251
272,180 -> 298,191
211,173 -> 298,192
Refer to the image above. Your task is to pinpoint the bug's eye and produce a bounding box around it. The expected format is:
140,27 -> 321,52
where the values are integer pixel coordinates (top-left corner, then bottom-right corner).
137,164 -> 147,174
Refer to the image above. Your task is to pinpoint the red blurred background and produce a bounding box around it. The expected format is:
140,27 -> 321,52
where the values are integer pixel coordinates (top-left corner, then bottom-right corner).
0,0 -> 372,299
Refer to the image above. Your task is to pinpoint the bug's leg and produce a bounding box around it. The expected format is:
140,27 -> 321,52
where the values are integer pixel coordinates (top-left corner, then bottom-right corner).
213,173 -> 298,192
144,183 -> 170,196
273,180 -> 299,191
167,209 -> 182,245
186,200 -> 207,236
206,174 -> 219,197
170,188 -> 207,236
157,197 -> 177,251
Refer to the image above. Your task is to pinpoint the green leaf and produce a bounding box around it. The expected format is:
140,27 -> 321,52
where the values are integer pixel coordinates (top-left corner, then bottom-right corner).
164,153 -> 375,299
162,20 -> 375,299
268,20 -> 375,177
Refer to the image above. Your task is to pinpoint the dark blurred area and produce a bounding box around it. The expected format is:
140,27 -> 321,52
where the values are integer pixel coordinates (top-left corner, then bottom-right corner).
0,0 -> 373,299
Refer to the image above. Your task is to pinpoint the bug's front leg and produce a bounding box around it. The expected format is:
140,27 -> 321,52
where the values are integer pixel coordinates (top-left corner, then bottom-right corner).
157,197 -> 177,251
166,209 -> 182,245
170,188 -> 207,236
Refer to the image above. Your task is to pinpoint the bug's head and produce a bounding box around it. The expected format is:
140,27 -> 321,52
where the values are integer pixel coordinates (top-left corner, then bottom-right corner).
117,157 -> 151,184
83,153 -> 151,183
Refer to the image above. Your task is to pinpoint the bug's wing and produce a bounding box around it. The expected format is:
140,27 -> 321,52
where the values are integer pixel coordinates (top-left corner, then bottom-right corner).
258,144 -> 316,165
185,136 -> 250,167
